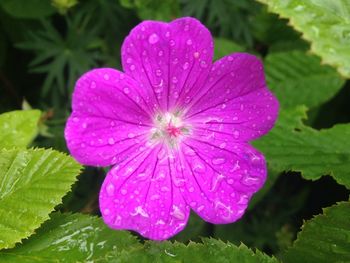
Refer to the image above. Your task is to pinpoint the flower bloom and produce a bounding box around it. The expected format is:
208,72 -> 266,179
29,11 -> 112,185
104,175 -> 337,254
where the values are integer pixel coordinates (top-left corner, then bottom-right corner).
65,17 -> 278,240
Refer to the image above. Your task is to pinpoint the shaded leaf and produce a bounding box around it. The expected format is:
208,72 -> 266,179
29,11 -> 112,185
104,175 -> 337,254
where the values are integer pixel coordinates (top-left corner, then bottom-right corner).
258,0 -> 350,78
0,110 -> 41,149
282,201 -> 350,263
254,106 -> 350,189
0,149 -> 81,249
265,51 -> 345,109
115,238 -> 278,263
214,38 -> 245,60
0,0 -> 55,19
0,213 -> 139,262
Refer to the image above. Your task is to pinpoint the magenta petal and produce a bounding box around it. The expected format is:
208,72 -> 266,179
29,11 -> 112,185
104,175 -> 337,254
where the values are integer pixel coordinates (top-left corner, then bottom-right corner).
185,53 -> 279,141
178,137 -> 266,224
99,144 -> 189,240
121,17 -> 214,112
65,68 -> 153,166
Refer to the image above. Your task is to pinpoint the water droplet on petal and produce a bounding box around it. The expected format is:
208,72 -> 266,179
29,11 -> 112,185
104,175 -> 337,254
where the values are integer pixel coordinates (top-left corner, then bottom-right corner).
103,208 -> 111,215
73,117 -> 79,122
183,62 -> 190,70
156,69 -> 162,76
193,52 -> 200,59
148,33 -> 159,44
186,39 -> 193,45
212,157 -> 226,165
120,188 -> 127,195
197,205 -> 205,212
219,142 -> 226,149
227,56 -> 234,61
108,138 -> 115,145
172,77 -> 178,84
171,205 -> 185,220
123,87 -> 130,94
128,133 -> 135,138
233,130 -> 240,139
106,183 -> 115,196
169,39 -> 176,46
130,64 -> 135,71
104,74 -> 110,80
200,60 -> 207,68
90,81 -> 96,89
158,50 -> 163,56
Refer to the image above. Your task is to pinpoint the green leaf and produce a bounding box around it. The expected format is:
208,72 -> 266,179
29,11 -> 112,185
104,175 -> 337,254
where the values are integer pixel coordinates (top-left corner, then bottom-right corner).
265,51 -> 345,109
214,38 -> 245,60
0,110 -> 41,149
0,149 -> 81,249
0,213 -> 139,262
115,238 -> 278,262
258,0 -> 350,78
282,201 -> 350,263
0,0 -> 55,19
254,106 -> 350,189
120,0 -> 180,21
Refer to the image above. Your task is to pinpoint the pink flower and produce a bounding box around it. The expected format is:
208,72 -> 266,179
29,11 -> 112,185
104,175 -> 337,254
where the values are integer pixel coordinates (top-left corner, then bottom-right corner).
65,17 -> 279,240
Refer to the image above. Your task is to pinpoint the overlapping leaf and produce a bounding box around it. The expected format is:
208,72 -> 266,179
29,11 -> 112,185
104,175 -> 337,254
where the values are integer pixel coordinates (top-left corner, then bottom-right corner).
282,201 -> 350,263
0,149 -> 81,249
258,0 -> 350,78
0,212 -> 277,262
0,213 -> 139,262
0,110 -> 41,149
254,106 -> 350,189
265,51 -> 345,109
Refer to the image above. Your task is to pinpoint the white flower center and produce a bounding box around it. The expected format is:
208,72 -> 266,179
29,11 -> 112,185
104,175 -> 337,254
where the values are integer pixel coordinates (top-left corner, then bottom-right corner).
150,111 -> 190,147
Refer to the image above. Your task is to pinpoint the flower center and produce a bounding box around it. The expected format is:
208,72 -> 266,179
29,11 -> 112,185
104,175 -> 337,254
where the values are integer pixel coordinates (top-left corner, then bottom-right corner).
150,111 -> 190,146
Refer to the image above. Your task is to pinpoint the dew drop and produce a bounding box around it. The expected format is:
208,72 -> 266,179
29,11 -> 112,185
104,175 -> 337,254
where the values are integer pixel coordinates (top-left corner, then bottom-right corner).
120,188 -> 127,195
200,60 -> 207,68
155,69 -> 162,76
123,87 -> 130,94
90,81 -> 96,89
186,39 -> 193,45
129,64 -> 136,71
233,130 -> 240,139
128,133 -> 135,138
108,138 -> 115,145
73,117 -> 79,122
184,24 -> 190,31
182,62 -> 190,70
227,56 -> 234,61
103,208 -> 111,215
212,157 -> 226,165
197,205 -> 205,212
158,50 -> 164,57
219,142 -> 226,149
148,33 -> 159,44
193,52 -> 200,58
104,74 -> 110,80
172,77 -> 178,83
106,183 -> 115,196
169,39 -> 176,46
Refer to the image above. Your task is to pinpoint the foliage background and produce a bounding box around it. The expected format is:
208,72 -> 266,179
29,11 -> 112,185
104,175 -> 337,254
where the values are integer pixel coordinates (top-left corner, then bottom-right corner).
0,0 -> 349,261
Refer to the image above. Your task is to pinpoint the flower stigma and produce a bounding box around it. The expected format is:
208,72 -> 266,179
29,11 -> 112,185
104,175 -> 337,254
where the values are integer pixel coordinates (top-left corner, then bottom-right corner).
150,111 -> 191,147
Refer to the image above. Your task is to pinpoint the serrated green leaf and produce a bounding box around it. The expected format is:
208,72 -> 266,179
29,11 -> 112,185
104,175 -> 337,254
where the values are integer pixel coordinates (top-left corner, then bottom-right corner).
265,51 -> 345,109
0,149 -> 81,249
282,201 -> 350,263
0,0 -> 55,19
214,38 -> 245,60
114,238 -> 277,263
254,106 -> 350,189
0,213 -> 139,262
0,110 -> 41,149
258,0 -> 350,78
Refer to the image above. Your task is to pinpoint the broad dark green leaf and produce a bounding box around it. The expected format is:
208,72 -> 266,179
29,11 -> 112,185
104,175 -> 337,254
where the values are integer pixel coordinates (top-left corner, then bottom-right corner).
0,110 -> 41,149
0,149 -> 81,249
254,107 -> 350,189
0,213 -> 139,262
265,51 -> 345,109
283,201 -> 350,263
114,239 -> 278,263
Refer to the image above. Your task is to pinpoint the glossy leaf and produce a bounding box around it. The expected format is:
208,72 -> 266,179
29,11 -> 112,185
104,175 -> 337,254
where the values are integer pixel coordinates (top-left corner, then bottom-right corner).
0,110 -> 41,149
254,106 -> 350,189
283,201 -> 350,263
258,0 -> 350,78
0,213 -> 139,262
115,238 -> 278,262
265,51 -> 345,109
0,149 -> 81,249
